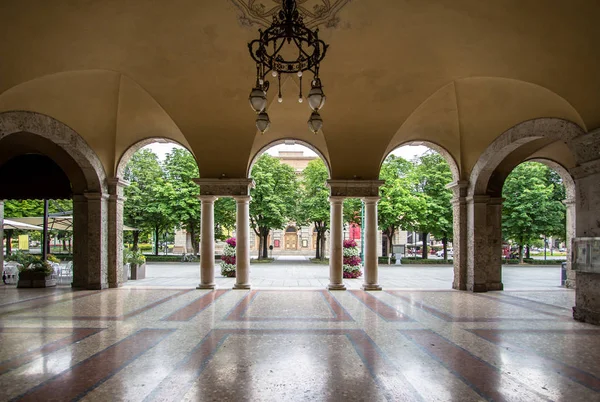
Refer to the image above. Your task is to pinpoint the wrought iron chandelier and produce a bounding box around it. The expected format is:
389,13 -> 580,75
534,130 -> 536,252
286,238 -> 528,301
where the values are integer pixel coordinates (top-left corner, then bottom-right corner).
248,0 -> 328,134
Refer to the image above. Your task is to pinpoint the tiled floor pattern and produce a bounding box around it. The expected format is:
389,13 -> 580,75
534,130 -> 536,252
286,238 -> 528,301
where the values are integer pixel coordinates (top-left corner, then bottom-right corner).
0,286 -> 598,401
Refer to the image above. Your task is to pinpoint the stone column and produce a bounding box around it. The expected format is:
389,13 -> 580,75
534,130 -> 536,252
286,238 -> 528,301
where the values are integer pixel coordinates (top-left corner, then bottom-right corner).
362,196 -> 382,290
564,197 -> 576,288
0,200 -> 4,271
486,197 -> 504,291
466,195 -> 490,292
448,181 -> 468,290
107,178 -> 127,288
84,192 -> 109,290
328,196 -> 346,290
198,196 -> 217,289
234,195 -> 251,289
72,194 -> 88,288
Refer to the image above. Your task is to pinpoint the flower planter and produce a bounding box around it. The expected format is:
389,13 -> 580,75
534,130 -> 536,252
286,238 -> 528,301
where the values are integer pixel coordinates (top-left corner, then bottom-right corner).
17,271 -> 57,288
130,263 -> 146,280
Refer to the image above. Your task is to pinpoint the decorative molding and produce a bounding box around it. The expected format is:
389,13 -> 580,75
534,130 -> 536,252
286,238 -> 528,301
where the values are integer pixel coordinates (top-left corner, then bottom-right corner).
230,0 -> 351,28
193,178 -> 255,196
327,179 -> 384,197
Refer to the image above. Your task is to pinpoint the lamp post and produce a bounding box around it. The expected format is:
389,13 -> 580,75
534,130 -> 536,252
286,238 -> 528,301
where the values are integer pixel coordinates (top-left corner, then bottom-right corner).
360,200 -> 365,261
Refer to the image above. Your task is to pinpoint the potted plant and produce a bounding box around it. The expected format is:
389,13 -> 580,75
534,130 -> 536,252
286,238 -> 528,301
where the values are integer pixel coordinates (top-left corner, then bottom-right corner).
343,239 -> 363,279
17,257 -> 57,288
128,250 -> 146,280
122,248 -> 132,281
220,237 -> 236,277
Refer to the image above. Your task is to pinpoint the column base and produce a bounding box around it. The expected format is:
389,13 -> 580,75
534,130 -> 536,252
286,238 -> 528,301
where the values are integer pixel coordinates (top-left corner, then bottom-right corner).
362,284 -> 382,291
468,283 -> 488,293
233,283 -> 251,290
327,283 -> 346,291
108,282 -> 124,289
486,282 -> 504,291
85,283 -> 109,290
197,283 -> 216,290
573,306 -> 600,325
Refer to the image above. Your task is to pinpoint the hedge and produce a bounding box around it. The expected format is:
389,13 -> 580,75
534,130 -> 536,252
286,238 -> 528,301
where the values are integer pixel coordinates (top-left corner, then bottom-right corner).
400,258 -> 453,264
310,258 -> 329,264
250,258 -> 275,263
144,255 -> 220,262
378,256 -> 397,264
503,258 -> 563,265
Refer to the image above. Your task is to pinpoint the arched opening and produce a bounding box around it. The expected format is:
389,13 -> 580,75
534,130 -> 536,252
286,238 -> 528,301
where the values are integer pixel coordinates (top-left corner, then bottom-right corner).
0,111 -> 107,289
115,138 -> 219,284
245,140 -> 330,285
467,118 -> 583,292
377,142 -> 457,288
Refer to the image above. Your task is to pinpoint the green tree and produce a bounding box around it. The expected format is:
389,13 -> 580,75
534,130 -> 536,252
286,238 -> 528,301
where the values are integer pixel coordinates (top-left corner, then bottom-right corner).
124,149 -> 174,254
343,198 -> 362,226
410,152 -> 453,260
249,154 -> 300,259
297,159 -> 329,260
163,148 -> 201,254
214,198 -> 236,241
378,155 -> 427,257
502,162 -> 566,263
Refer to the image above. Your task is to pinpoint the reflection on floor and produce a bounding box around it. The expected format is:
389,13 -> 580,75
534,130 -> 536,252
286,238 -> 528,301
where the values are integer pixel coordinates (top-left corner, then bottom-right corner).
1,286 -> 598,401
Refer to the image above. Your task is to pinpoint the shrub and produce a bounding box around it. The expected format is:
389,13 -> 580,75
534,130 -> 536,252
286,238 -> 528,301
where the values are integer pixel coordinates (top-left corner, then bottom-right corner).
378,256 -> 397,264
19,258 -> 53,276
400,258 -> 453,264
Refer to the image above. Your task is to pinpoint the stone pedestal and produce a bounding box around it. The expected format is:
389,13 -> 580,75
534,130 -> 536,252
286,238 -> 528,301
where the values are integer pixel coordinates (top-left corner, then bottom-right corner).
362,197 -> 382,291
573,272 -> 600,325
234,196 -> 251,290
466,195 -> 490,292
486,197 -> 504,291
328,196 -> 346,290
198,196 -> 217,289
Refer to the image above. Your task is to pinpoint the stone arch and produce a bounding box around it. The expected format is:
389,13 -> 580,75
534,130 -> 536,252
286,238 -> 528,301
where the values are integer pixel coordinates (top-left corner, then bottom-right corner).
115,137 -> 197,179
380,140 -> 460,183
469,118 -> 584,197
0,111 -> 108,289
0,111 -> 107,193
246,138 -> 331,178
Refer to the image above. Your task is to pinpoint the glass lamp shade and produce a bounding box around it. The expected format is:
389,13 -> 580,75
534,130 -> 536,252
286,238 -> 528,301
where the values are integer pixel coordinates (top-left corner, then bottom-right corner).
307,85 -> 326,111
307,111 -> 323,133
249,88 -> 267,113
256,111 -> 271,133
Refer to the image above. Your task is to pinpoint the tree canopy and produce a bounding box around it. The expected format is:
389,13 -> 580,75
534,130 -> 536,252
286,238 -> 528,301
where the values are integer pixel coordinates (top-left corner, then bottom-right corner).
297,159 -> 330,259
249,154 -> 300,259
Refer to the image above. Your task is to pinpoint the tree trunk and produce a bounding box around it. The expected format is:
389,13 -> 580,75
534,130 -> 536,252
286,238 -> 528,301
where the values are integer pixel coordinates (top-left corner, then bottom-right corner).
257,234 -> 262,260
132,231 -> 140,251
62,237 -> 67,252
5,230 -> 13,255
525,245 -> 530,259
154,227 -> 160,256
261,228 -> 269,259
315,230 -> 321,260
518,242 -> 524,264
442,237 -> 448,262
422,232 -> 428,259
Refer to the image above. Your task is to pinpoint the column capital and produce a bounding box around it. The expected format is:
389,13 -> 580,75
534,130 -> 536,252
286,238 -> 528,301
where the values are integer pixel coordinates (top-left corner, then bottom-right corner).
193,178 -> 255,196
563,197 -> 576,206
362,196 -> 380,204
198,195 -> 219,203
328,196 -> 345,204
466,194 -> 490,204
446,180 -> 469,198
488,197 -> 504,206
232,195 -> 251,203
84,192 -> 109,201
327,179 -> 384,197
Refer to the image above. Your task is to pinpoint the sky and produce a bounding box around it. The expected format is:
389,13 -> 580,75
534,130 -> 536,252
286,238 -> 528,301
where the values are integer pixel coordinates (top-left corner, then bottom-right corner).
145,142 -> 429,162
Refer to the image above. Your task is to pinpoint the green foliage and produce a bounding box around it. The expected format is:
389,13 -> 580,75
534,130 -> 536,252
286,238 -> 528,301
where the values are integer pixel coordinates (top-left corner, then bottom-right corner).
6,251 -> 36,266
400,258 -> 452,264
46,254 -> 60,263
163,148 -> 201,249
297,159 -> 329,259
125,250 -> 146,266
214,198 -> 236,240
249,154 -> 300,258
19,257 -> 53,275
502,162 -> 566,253
343,198 -> 362,226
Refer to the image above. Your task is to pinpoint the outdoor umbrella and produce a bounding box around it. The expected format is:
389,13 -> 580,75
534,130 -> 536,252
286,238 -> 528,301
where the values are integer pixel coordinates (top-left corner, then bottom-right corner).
2,219 -> 44,231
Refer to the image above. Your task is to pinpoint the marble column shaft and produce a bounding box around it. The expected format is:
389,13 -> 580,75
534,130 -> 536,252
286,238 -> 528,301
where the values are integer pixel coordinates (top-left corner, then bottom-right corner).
362,197 -> 382,290
198,196 -> 217,289
234,196 -> 251,289
564,197 -> 576,288
466,195 -> 490,292
449,181 -> 468,291
107,178 -> 127,288
486,197 -> 504,291
328,196 -> 346,290
80,192 -> 108,290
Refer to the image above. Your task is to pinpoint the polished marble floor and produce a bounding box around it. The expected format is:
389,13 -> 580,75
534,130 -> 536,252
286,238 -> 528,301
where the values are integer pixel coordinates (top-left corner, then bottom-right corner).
0,284 -> 598,401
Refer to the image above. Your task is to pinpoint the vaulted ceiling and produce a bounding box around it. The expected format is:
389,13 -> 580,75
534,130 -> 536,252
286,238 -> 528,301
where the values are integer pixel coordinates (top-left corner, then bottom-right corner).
1,0 -> 599,180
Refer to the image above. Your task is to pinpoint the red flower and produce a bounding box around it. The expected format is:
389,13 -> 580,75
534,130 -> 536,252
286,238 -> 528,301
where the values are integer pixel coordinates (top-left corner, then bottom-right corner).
226,237 -> 237,247
343,239 -> 357,248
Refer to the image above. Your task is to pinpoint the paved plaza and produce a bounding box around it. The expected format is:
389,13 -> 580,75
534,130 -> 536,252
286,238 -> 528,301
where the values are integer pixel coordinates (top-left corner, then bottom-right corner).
125,256 -> 566,290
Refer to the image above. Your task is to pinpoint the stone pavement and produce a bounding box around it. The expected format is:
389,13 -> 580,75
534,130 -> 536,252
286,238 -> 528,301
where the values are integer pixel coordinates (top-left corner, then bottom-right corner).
125,256 -> 565,290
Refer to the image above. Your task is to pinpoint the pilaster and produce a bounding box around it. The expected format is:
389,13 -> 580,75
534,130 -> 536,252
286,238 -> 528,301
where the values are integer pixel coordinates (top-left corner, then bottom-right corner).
107,178 -> 128,288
